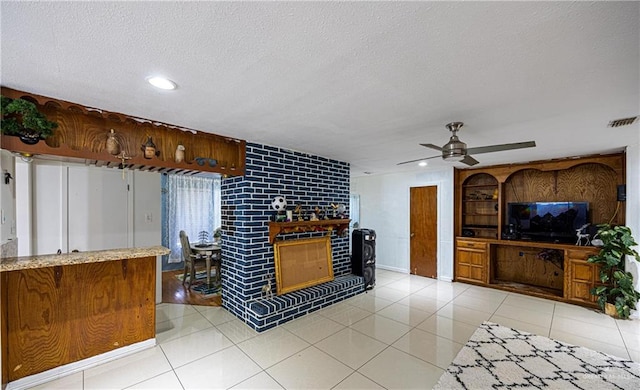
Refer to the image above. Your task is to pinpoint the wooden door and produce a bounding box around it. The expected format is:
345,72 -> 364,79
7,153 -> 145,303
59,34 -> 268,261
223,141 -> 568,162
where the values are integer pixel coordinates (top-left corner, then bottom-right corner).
410,186 -> 437,278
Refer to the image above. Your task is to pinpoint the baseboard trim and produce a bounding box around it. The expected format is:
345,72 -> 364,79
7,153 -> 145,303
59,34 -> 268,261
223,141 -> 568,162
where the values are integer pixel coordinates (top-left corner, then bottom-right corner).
6,339 -> 156,390
376,264 -> 408,273
439,276 -> 453,282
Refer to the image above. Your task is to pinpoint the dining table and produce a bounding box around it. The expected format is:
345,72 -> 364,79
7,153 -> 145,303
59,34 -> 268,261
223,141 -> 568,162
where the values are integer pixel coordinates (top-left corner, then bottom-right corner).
190,242 -> 222,286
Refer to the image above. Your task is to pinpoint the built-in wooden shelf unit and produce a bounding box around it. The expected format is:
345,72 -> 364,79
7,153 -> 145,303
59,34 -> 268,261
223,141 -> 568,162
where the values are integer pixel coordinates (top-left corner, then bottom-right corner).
0,87 -> 246,176
454,152 -> 625,307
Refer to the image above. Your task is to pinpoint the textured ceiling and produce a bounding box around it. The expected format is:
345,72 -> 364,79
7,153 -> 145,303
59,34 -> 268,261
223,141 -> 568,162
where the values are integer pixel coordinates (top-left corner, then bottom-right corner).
1,1 -> 638,176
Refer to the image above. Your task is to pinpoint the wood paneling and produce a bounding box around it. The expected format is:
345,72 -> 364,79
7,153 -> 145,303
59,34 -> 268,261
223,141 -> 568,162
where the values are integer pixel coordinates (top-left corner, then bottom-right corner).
504,163 -> 622,225
1,87 -> 245,176
4,257 -> 155,381
491,245 -> 564,291
1,272 -> 8,389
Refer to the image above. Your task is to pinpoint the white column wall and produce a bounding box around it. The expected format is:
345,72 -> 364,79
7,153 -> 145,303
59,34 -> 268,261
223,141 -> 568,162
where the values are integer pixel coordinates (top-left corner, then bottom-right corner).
131,170 -> 162,303
351,168 -> 455,281
32,162 -> 67,254
626,143 -> 640,292
0,150 -> 16,244
15,160 -> 32,255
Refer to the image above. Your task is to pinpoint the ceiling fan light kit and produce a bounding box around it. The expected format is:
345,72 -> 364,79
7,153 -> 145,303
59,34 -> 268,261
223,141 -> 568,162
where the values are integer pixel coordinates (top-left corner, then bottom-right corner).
398,122 -> 536,167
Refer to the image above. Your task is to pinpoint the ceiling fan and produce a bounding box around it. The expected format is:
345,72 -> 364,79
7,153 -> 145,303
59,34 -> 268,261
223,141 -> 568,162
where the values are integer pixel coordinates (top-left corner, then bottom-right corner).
397,122 -> 536,166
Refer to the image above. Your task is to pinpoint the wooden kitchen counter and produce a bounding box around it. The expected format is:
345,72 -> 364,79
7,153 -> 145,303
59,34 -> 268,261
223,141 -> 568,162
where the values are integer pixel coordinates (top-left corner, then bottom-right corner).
1,246 -> 169,385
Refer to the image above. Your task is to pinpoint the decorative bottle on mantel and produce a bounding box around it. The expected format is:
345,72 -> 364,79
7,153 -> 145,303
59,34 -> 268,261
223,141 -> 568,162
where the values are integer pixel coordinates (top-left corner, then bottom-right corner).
141,136 -> 158,159
106,129 -> 120,155
175,144 -> 185,163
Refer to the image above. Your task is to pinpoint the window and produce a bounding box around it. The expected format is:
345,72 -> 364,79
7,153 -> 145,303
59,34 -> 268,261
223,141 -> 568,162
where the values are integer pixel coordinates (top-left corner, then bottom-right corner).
161,174 -> 221,266
349,193 -> 360,230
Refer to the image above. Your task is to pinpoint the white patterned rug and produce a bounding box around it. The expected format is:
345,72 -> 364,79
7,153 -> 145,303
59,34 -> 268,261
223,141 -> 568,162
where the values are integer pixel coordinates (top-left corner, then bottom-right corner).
435,322 -> 640,389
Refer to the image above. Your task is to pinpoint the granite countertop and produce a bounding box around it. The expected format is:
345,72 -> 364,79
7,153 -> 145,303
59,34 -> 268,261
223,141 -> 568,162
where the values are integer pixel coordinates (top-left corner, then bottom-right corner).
0,245 -> 170,272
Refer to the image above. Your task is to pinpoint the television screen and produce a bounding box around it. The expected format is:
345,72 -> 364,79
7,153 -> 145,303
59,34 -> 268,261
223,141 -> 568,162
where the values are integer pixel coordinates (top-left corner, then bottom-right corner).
507,202 -> 589,242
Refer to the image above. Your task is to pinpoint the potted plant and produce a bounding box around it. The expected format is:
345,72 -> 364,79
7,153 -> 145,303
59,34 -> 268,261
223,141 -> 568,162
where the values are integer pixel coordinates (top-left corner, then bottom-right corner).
213,227 -> 222,244
1,95 -> 58,144
588,224 -> 640,319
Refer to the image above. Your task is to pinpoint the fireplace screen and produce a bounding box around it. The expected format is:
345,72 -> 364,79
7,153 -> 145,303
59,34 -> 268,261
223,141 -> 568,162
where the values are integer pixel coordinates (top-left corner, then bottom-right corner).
273,236 -> 334,295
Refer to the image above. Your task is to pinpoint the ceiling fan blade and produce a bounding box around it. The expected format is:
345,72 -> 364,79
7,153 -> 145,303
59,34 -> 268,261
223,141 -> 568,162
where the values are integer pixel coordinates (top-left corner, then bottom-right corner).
419,143 -> 443,151
466,141 -> 536,155
396,155 -> 441,166
461,155 -> 479,166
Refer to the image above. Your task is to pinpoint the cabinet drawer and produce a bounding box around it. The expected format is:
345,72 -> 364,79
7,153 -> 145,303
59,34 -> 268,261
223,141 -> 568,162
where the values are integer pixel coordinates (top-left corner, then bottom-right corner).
457,240 -> 487,249
567,249 -> 598,259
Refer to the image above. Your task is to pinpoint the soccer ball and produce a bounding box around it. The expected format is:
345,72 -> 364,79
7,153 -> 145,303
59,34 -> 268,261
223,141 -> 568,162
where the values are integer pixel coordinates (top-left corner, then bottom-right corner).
271,196 -> 287,211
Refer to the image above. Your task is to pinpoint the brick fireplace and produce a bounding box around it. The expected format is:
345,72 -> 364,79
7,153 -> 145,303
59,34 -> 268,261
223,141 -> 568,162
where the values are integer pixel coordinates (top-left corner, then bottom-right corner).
220,143 -> 363,331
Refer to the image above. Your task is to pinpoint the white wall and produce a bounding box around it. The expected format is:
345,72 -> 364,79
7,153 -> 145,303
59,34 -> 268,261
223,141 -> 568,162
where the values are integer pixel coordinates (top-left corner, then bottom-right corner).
67,165 -> 130,252
351,168 -> 455,281
18,161 -> 161,255
131,170 -> 163,303
30,161 -> 67,254
0,150 -> 16,244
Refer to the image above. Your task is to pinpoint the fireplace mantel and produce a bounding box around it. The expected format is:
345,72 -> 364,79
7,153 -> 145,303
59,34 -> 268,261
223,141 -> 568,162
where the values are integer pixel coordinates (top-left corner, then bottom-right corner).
268,219 -> 350,243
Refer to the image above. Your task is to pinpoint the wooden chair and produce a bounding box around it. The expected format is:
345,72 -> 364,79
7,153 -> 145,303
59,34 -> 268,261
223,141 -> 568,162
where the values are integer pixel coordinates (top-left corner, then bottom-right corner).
179,230 -> 207,288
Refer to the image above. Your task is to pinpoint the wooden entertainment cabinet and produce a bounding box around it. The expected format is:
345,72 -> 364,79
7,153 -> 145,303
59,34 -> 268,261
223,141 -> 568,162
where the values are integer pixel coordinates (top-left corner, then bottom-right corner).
454,153 -> 625,307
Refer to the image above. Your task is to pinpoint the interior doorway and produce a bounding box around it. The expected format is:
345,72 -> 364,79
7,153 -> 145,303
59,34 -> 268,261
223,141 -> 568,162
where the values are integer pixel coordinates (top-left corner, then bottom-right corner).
410,186 -> 438,278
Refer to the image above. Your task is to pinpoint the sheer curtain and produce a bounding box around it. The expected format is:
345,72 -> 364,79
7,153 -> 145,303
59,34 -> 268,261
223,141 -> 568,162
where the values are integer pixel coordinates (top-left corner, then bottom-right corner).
162,174 -> 221,263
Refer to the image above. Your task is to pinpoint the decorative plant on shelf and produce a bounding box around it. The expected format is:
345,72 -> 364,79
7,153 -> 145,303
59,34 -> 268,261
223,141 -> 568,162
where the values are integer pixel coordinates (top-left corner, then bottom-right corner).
588,224 -> 640,319
1,95 -> 58,144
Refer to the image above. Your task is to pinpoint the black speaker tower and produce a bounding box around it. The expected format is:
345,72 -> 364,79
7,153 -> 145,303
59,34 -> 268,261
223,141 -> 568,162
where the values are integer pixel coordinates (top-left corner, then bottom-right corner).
352,229 -> 376,289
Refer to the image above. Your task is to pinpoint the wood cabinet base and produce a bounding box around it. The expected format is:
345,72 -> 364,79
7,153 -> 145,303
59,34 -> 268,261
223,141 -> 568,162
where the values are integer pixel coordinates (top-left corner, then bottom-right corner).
1,257 -> 156,382
455,238 -> 599,308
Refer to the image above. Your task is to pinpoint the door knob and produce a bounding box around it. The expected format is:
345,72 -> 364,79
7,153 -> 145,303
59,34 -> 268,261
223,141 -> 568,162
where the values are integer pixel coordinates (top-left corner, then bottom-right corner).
410,232 -> 415,238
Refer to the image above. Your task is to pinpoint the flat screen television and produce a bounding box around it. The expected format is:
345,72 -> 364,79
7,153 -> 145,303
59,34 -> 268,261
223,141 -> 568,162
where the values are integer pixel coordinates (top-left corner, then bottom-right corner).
506,201 -> 589,243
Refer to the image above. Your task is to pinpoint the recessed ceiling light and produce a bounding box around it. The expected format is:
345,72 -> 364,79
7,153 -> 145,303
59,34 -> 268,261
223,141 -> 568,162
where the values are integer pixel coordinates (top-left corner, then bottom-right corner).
147,76 -> 177,90
418,161 -> 428,167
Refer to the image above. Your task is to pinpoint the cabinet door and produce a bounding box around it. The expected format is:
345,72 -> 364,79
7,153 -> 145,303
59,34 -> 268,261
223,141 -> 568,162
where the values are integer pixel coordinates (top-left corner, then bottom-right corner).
456,240 -> 488,284
565,249 -> 599,306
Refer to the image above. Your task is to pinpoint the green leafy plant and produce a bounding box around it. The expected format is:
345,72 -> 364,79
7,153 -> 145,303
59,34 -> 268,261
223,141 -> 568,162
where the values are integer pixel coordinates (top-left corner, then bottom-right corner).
588,224 -> 640,319
1,95 -> 58,139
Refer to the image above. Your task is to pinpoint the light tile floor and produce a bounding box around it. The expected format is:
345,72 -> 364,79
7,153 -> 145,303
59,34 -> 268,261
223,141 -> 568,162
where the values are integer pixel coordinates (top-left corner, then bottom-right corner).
30,269 -> 640,389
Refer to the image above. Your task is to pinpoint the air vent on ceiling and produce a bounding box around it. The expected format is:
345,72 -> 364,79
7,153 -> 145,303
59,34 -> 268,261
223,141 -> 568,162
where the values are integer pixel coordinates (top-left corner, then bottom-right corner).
607,116 -> 638,128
